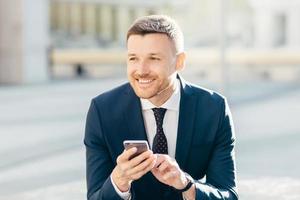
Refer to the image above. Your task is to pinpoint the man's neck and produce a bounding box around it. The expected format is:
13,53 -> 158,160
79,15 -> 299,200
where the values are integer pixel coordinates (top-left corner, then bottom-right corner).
148,80 -> 177,107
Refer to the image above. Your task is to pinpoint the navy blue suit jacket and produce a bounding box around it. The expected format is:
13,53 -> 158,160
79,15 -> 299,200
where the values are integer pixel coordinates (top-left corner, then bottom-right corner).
84,77 -> 238,200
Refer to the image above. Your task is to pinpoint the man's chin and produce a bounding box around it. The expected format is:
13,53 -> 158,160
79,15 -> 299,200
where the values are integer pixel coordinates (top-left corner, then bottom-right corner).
134,89 -> 157,100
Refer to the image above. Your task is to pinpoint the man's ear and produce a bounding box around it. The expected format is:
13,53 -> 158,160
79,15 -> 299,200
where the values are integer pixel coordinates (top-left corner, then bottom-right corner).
175,52 -> 186,71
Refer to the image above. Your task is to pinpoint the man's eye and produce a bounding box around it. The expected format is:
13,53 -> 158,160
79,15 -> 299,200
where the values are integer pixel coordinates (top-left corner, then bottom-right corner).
150,57 -> 160,60
129,57 -> 137,61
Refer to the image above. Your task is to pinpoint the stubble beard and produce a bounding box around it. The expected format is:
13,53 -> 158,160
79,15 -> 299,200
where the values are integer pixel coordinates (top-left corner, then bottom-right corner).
133,79 -> 174,106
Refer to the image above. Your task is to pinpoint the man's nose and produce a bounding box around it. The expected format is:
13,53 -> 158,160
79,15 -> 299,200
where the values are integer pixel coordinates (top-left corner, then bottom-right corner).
137,60 -> 150,74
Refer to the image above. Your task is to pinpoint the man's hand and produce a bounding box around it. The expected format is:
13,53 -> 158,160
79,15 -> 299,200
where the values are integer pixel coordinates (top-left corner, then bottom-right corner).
111,147 -> 157,192
151,154 -> 196,199
151,154 -> 188,189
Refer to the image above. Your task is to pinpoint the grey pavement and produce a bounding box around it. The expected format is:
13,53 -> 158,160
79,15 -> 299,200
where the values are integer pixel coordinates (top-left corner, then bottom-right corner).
0,75 -> 300,200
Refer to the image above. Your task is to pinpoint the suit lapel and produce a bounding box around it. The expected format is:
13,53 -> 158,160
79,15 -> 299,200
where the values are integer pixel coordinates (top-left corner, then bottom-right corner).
175,77 -> 197,169
123,85 -> 149,143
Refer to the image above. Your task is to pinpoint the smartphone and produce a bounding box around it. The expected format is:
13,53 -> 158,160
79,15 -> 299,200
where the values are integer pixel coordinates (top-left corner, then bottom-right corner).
123,140 -> 149,160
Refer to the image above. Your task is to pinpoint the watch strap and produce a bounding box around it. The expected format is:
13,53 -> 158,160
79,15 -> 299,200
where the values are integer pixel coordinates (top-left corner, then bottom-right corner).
176,173 -> 194,193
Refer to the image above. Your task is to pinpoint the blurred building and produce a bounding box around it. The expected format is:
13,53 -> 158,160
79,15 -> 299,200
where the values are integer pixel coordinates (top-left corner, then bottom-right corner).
48,0 -> 237,48
0,0 -> 189,84
1,0 -> 299,84
49,0 -> 188,48
250,0 -> 300,49
0,0 -> 49,84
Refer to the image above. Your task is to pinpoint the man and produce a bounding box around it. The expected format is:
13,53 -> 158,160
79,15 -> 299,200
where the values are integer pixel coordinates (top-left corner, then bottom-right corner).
84,15 -> 238,200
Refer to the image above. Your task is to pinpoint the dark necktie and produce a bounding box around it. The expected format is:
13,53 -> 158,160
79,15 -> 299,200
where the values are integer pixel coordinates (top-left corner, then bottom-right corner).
152,108 -> 168,154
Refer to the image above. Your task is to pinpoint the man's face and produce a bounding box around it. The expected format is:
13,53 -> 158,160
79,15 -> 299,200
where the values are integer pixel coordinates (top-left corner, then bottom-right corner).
127,33 -> 181,104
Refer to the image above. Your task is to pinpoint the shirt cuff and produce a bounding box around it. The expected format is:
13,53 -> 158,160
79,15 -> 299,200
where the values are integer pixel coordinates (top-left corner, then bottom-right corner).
110,175 -> 131,200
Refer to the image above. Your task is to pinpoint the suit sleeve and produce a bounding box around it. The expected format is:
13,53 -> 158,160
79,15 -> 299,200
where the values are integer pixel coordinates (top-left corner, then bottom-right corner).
195,98 -> 238,200
84,99 -> 123,200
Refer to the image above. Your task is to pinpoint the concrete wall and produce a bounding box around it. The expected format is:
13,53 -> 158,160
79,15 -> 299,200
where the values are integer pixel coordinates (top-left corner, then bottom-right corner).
0,0 -> 49,84
250,0 -> 300,49
23,0 -> 49,83
0,0 -> 23,83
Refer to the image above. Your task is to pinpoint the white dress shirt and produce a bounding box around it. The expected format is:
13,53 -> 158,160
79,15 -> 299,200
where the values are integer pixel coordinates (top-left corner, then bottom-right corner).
111,80 -> 181,199
140,79 -> 181,158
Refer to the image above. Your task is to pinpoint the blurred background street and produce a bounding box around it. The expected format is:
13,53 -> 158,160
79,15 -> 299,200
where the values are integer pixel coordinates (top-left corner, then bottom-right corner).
1,0 -> 300,199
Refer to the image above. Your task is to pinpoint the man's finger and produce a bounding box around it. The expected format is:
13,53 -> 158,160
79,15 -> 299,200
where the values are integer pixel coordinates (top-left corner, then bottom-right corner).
154,154 -> 167,168
129,150 -> 152,167
129,155 -> 157,180
118,147 -> 137,163
157,160 -> 170,172
151,166 -> 162,177
126,154 -> 157,176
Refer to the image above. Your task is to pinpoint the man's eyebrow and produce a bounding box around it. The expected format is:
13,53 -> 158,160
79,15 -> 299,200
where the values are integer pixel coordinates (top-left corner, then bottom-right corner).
127,53 -> 136,57
127,53 -> 163,56
149,53 -> 161,56
149,53 -> 166,57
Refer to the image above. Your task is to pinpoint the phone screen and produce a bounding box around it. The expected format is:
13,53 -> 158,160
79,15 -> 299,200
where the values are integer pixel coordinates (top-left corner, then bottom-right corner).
123,140 -> 149,160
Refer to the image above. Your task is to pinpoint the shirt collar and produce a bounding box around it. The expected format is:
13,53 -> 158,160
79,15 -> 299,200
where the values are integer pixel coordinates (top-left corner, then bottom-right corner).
140,79 -> 181,111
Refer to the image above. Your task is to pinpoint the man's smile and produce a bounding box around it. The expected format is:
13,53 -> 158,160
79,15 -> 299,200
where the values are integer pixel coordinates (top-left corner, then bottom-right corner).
137,79 -> 154,84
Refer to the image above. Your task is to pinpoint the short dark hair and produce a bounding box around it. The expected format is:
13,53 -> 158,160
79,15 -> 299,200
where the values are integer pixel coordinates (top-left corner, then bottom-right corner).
127,15 -> 184,53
